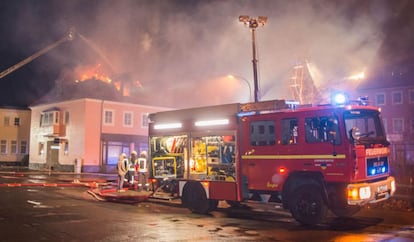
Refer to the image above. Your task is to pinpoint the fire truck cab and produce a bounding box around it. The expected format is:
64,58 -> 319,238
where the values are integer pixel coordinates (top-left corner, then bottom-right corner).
148,98 -> 396,225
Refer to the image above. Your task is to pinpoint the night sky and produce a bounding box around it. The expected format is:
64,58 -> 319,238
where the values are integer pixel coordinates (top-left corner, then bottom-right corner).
0,0 -> 413,108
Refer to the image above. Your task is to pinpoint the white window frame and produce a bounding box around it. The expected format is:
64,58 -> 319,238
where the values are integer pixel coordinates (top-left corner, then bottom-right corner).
391,91 -> 403,105
0,140 -> 7,154
104,109 -> 114,126
10,140 -> 18,154
392,118 -> 404,133
123,111 -> 133,127
41,112 -> 54,127
375,93 -> 386,106
141,113 -> 149,128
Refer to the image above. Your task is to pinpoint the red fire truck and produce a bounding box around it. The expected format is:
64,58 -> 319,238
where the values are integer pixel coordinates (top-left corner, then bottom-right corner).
147,97 -> 396,225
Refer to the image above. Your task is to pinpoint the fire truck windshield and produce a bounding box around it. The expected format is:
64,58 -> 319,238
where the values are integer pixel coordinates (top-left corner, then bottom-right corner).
344,109 -> 387,145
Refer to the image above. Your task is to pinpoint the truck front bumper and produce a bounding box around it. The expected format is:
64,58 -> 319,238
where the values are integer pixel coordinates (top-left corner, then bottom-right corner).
347,176 -> 396,206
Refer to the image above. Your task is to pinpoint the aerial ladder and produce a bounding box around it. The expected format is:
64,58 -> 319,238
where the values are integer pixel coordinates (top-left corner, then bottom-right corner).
0,28 -> 76,79
289,60 -> 321,104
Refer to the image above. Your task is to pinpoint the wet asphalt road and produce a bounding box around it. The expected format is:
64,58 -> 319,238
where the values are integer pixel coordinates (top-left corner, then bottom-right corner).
0,169 -> 413,242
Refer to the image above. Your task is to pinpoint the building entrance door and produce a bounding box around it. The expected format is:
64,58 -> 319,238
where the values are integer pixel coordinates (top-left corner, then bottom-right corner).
47,141 -> 60,170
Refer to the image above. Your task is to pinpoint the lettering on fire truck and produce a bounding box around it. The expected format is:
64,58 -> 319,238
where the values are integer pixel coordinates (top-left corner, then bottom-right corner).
147,99 -> 396,226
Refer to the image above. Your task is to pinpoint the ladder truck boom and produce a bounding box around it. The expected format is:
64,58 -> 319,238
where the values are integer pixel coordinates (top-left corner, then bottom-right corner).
0,28 -> 76,79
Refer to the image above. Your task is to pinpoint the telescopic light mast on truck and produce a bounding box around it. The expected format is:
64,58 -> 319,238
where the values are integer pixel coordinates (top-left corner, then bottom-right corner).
147,97 -> 395,225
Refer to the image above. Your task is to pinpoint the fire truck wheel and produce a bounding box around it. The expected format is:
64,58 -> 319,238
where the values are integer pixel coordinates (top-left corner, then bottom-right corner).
290,185 -> 327,226
182,182 -> 218,214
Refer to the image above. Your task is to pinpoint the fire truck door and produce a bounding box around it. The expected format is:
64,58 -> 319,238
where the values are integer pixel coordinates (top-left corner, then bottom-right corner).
241,120 -> 278,191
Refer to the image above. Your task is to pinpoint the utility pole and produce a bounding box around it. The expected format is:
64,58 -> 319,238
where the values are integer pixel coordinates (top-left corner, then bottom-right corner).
239,15 -> 267,102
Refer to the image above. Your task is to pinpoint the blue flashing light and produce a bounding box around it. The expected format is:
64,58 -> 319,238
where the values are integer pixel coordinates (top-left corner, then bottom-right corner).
332,93 -> 348,105
371,169 -> 376,176
381,167 -> 386,173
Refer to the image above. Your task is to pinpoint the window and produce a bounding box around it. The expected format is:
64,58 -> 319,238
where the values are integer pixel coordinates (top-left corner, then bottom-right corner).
0,140 -> 7,154
142,113 -> 149,127
305,116 -> 341,144
123,112 -> 133,127
281,118 -> 298,145
376,93 -> 385,106
250,120 -> 276,146
40,112 -> 54,127
392,118 -> 404,133
4,116 -> 10,126
64,142 -> 69,155
54,111 -> 59,124
38,142 -> 44,155
20,141 -> 27,154
104,110 -> 114,125
409,89 -> 414,104
383,118 -> 388,134
10,140 -> 17,154
14,117 -> 20,126
392,91 -> 403,104
64,111 -> 69,124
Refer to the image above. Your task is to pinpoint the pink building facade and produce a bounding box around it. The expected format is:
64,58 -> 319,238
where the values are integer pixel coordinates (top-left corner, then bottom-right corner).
29,98 -> 168,172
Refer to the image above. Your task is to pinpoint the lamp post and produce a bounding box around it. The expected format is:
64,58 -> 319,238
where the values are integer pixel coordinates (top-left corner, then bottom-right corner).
239,15 -> 267,103
227,74 -> 252,102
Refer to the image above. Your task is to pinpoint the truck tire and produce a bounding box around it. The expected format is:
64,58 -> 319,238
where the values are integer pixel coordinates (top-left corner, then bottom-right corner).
181,182 -> 218,214
290,185 -> 327,226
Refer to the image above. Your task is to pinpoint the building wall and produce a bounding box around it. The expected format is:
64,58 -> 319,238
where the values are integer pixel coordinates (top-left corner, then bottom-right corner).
29,98 -> 168,172
0,107 -> 31,164
358,84 -> 414,168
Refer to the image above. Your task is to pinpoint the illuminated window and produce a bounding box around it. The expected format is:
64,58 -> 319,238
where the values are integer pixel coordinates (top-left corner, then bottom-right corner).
392,91 -> 403,105
281,118 -> 298,145
0,140 -> 7,154
123,112 -> 133,127
392,118 -> 404,133
305,116 -> 341,144
64,142 -> 69,155
375,93 -> 385,106
10,140 -> 17,154
38,142 -> 44,155
20,141 -> 27,154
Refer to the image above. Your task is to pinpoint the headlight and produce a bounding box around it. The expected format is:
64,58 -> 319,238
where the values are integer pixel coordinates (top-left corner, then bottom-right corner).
347,186 -> 371,200
359,186 -> 371,199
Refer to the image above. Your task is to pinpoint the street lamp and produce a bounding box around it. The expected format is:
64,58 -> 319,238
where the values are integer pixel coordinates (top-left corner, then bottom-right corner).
227,74 -> 252,102
239,15 -> 267,102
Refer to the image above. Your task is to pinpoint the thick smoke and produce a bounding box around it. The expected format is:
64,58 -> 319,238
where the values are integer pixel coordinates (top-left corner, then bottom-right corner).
1,0 -> 398,108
